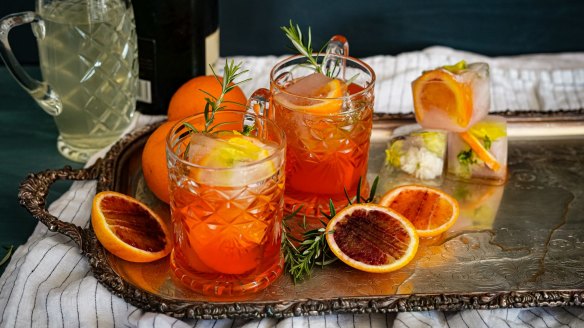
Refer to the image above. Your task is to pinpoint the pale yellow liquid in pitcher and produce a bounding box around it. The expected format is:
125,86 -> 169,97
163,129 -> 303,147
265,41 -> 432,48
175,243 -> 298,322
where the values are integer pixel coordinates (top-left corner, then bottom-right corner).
37,0 -> 138,161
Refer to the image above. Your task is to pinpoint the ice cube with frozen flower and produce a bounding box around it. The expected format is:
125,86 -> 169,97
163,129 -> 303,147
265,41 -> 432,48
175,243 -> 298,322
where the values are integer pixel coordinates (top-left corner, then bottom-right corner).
379,126 -> 447,194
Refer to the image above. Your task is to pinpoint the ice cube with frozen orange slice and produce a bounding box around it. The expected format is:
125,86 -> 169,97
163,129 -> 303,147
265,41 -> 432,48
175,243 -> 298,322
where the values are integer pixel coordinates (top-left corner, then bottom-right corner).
273,72 -> 347,114
447,115 -> 508,185
412,61 -> 491,132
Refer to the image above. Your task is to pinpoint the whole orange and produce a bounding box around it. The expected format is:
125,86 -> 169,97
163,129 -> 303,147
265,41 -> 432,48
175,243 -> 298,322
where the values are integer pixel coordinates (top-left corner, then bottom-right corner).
167,75 -> 248,121
142,120 -> 177,204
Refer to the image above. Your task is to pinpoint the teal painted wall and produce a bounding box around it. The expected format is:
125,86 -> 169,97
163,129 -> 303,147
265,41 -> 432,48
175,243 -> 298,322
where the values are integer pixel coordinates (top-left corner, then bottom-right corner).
1,0 -> 583,65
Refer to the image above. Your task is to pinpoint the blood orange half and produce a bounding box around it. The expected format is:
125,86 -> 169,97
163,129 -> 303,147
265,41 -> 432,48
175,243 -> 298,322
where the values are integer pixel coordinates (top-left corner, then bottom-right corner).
91,191 -> 172,262
325,204 -> 419,273
379,185 -> 460,237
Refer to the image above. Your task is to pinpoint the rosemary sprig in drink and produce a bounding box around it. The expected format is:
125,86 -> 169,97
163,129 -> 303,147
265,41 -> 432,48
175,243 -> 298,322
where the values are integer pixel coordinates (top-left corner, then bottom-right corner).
281,20 -> 352,80
281,20 -> 322,74
282,176 -> 379,283
181,60 -> 250,158
183,60 -> 250,134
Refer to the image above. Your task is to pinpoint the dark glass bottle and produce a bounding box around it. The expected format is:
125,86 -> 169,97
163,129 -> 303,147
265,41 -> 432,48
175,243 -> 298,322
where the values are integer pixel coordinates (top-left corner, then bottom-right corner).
133,0 -> 219,115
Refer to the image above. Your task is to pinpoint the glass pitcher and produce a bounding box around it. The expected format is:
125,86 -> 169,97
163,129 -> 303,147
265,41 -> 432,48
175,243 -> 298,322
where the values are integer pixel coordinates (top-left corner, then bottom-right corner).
0,0 -> 138,162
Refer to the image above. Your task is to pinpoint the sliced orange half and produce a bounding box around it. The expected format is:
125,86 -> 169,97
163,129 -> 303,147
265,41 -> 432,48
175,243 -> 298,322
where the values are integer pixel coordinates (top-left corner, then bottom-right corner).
277,78 -> 345,114
412,69 -> 473,129
379,185 -> 460,237
91,191 -> 172,262
325,203 -> 419,273
458,131 -> 501,171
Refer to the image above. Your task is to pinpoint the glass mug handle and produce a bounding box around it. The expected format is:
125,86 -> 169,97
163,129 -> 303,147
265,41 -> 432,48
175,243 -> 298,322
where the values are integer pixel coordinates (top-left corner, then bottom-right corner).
323,35 -> 349,80
0,12 -> 62,116
247,88 -> 273,118
247,35 -> 349,118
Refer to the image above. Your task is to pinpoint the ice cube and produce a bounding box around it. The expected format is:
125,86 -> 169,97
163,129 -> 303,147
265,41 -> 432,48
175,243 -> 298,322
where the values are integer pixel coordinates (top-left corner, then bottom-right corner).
446,115 -> 508,185
186,133 -> 228,166
274,72 -> 346,113
285,72 -> 334,98
413,62 -> 491,132
185,133 -> 282,187
378,125 -> 447,194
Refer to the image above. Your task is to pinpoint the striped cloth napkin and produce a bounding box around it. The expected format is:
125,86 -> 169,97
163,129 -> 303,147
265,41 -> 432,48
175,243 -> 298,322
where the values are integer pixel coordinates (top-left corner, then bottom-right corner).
227,46 -> 584,116
1,47 -> 584,328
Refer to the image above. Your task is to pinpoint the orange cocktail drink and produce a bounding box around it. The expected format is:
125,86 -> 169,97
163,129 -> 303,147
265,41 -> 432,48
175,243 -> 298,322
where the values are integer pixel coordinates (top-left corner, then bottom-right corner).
269,54 -> 376,218
166,111 -> 286,296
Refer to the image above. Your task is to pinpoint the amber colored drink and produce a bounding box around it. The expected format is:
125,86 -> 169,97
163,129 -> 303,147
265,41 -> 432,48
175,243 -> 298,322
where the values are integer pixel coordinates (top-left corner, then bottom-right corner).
269,55 -> 376,218
166,111 -> 286,296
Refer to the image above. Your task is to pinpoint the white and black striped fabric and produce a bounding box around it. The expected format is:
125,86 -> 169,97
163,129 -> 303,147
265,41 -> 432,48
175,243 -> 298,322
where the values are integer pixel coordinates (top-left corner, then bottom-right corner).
2,48 -> 584,327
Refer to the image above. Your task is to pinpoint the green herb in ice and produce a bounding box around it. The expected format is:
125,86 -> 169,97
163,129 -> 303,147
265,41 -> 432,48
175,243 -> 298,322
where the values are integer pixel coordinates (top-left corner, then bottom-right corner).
457,149 -> 477,178
483,135 -> 492,150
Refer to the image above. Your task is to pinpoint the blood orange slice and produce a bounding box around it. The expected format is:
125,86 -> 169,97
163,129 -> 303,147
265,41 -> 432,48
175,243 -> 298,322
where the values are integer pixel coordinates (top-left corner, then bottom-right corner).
379,185 -> 460,237
91,191 -> 172,262
325,204 -> 419,273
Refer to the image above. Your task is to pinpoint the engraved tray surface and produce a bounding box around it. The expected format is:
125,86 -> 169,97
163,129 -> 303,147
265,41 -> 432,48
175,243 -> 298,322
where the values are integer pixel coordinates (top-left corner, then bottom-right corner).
18,118 -> 584,319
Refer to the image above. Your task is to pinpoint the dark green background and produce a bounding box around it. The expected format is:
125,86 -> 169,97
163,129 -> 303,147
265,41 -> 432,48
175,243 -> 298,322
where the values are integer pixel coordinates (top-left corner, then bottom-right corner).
1,0 -> 584,65
0,67 -> 81,272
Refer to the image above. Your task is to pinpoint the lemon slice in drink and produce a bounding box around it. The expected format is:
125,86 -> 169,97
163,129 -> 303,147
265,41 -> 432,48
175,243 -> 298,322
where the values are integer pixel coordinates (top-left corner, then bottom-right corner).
193,134 -> 277,187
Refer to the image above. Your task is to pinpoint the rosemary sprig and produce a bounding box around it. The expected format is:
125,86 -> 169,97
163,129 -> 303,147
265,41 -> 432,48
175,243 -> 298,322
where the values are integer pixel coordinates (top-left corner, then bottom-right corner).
281,20 -> 351,80
281,20 -> 322,73
181,60 -> 251,159
282,209 -> 337,284
282,176 -> 379,283
201,60 -> 251,133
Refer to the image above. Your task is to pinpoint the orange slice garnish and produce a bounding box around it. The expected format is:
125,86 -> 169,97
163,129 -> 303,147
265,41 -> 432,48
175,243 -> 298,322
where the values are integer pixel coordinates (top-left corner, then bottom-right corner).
278,78 -> 345,114
412,69 -> 473,129
325,203 -> 419,273
91,191 -> 172,262
458,131 -> 501,171
379,185 -> 460,238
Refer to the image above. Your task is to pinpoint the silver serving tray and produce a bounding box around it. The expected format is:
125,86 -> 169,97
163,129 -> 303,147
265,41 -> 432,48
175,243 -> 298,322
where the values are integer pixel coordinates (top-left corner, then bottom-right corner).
18,115 -> 584,319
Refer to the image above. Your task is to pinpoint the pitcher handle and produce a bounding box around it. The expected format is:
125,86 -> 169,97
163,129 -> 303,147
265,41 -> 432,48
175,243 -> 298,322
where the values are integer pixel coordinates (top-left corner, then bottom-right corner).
0,12 -> 62,116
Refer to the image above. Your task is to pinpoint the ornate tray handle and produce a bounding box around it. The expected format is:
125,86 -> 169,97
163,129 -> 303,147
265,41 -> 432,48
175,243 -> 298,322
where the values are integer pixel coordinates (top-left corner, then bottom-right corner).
17,161 -> 102,249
